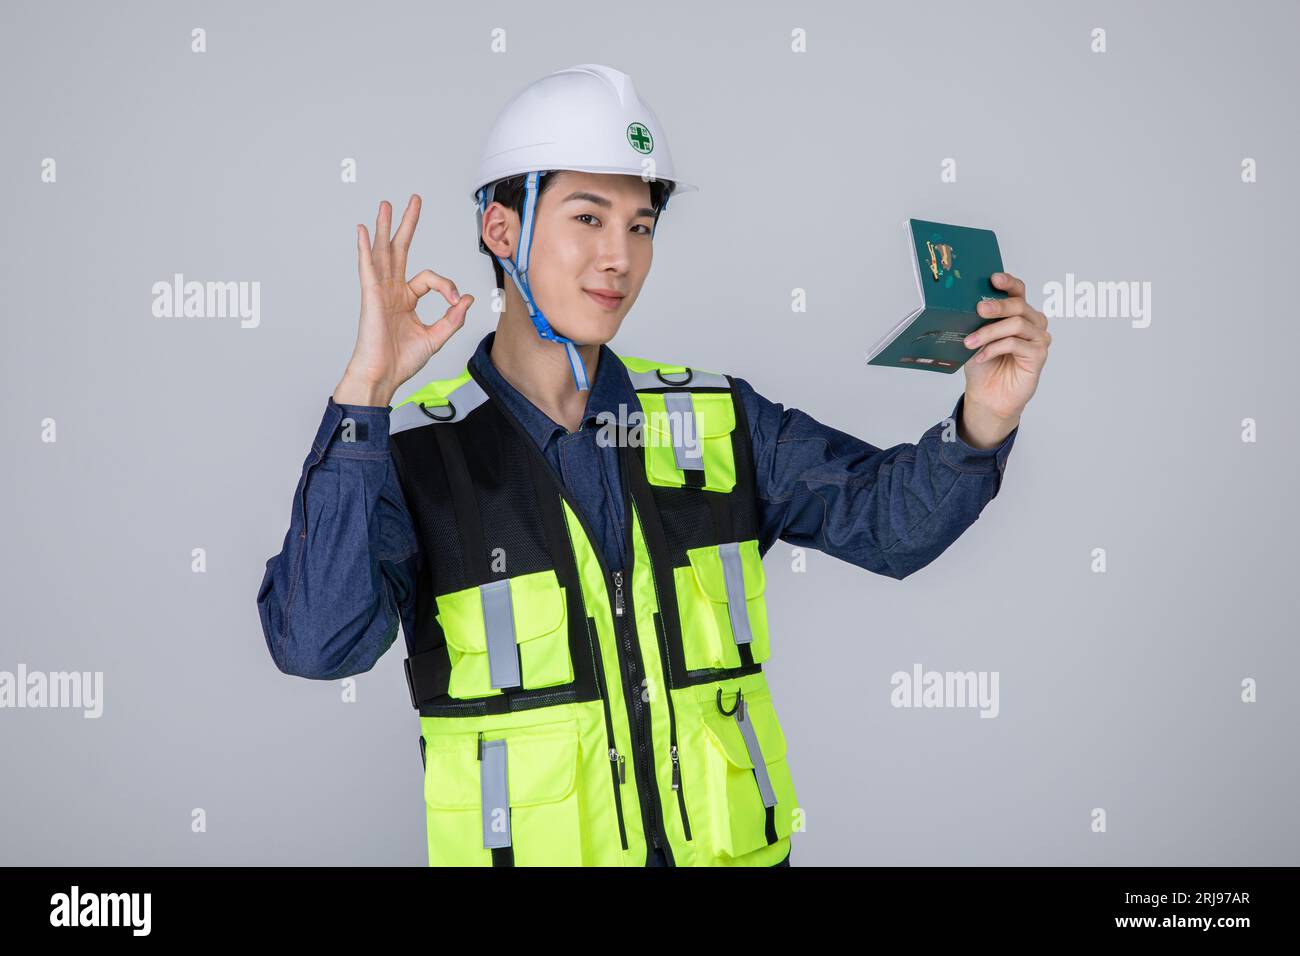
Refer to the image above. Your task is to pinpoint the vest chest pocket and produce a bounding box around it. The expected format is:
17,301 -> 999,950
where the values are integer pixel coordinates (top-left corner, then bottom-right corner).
698,688 -> 798,861
436,569 -> 573,700
638,391 -> 737,494
423,720 -> 584,866
673,540 -> 770,672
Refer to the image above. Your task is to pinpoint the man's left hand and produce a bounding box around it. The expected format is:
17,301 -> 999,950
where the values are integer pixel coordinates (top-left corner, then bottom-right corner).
958,270 -> 1050,447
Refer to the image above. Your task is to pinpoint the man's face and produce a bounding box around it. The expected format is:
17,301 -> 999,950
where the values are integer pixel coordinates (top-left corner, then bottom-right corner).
492,170 -> 657,344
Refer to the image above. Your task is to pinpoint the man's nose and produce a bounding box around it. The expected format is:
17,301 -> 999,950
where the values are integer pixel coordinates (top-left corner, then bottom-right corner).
594,231 -> 633,272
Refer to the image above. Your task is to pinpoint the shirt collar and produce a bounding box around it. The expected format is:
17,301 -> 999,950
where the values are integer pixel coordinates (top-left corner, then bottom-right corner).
468,329 -> 635,451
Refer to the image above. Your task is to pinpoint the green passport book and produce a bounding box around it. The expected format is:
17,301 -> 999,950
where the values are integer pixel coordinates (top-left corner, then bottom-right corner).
866,218 -> 1008,373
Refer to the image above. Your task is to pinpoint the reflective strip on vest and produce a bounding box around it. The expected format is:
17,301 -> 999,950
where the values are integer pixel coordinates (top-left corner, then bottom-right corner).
718,541 -> 753,647
735,698 -> 777,808
663,391 -> 704,474
390,375 -> 490,433
480,579 -> 521,690
479,738 -> 511,849
626,368 -> 729,391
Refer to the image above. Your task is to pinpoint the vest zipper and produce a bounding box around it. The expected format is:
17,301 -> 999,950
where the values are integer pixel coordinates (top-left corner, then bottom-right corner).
653,609 -> 692,841
551,473 -> 666,865
588,617 -> 629,851
625,488 -> 693,844
613,567 -> 664,856
615,432 -> 676,864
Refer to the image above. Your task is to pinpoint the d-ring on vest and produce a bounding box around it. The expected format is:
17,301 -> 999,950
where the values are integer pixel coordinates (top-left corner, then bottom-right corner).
387,354 -> 800,866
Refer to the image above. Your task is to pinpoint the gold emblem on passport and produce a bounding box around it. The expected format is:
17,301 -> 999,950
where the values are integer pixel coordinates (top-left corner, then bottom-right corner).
926,241 -> 956,281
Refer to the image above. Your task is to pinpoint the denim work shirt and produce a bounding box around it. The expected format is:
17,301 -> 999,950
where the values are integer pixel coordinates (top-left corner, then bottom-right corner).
256,329 -> 1018,866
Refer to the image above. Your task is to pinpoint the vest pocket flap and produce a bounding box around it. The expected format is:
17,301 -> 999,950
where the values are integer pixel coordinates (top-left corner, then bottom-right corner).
423,722 -> 580,810
436,570 -> 567,654
685,540 -> 766,604
637,391 -> 738,493
692,393 -> 736,438
505,571 -> 567,645
702,692 -> 789,768
641,391 -> 736,440
505,725 -> 579,807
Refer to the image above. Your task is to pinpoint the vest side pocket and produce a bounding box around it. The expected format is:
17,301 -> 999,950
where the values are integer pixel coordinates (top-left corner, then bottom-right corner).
436,569 -> 574,699
695,686 -> 799,861
673,540 -> 771,671
638,391 -> 737,493
423,719 -> 584,866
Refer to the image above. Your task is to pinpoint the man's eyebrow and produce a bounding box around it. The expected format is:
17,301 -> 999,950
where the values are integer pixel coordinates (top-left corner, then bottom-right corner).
562,190 -> 656,220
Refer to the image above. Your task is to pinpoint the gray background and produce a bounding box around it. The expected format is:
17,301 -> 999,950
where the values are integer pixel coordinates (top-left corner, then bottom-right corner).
2,0 -> 1296,865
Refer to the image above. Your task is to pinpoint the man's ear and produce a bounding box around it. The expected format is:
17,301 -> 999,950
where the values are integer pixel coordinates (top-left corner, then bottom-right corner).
481,202 -> 518,262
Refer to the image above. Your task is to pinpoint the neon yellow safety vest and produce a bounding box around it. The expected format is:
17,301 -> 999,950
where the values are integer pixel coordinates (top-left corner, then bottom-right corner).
388,354 -> 800,866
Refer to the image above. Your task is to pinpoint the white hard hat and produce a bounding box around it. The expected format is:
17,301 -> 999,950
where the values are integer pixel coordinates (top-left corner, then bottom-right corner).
471,62 -> 697,204
471,64 -> 695,392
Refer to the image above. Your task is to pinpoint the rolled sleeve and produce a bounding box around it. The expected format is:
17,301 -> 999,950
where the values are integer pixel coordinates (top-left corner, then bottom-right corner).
935,392 -> 1018,492
313,398 -> 393,459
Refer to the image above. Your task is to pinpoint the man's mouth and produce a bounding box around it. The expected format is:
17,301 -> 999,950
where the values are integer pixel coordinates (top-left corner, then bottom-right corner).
584,288 -> 625,310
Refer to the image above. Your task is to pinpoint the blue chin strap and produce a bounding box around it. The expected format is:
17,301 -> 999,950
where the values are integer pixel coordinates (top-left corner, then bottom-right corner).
476,169 -> 671,393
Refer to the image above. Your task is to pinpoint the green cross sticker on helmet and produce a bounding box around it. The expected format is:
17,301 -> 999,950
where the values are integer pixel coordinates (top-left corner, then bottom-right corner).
627,121 -> 654,154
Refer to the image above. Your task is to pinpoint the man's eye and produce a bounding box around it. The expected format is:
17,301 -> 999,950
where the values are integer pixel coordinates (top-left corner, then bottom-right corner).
576,213 -> 650,235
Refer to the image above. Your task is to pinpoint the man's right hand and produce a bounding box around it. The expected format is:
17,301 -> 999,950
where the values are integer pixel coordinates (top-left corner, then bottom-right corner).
333,194 -> 475,407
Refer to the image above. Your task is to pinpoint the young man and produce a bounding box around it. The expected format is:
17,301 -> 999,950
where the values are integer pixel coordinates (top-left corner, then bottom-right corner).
257,64 -> 1050,867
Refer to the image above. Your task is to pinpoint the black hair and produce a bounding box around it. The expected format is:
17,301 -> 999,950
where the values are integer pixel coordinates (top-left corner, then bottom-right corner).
480,171 -> 673,291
